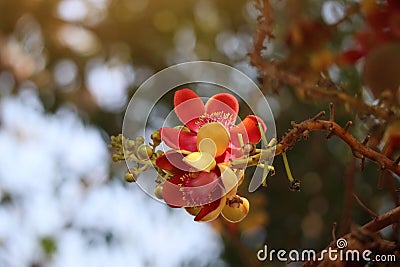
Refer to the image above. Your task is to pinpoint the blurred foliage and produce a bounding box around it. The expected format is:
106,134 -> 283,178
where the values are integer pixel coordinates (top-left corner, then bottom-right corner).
1,0 -> 400,267
40,237 -> 57,258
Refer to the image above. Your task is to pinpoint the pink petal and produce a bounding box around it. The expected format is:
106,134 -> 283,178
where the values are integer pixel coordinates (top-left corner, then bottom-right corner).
230,115 -> 267,146
162,169 -> 226,207
162,170 -> 221,207
194,199 -> 220,221
160,127 -> 197,152
184,169 -> 220,188
156,151 -> 192,173
174,88 -> 205,131
162,174 -> 188,207
184,170 -> 224,206
194,191 -> 225,222
205,93 -> 239,121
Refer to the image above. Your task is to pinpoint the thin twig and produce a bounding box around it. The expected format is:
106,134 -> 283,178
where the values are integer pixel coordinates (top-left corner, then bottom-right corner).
311,111 -> 325,121
353,193 -> 378,218
362,135 -> 370,145
329,103 -> 334,122
344,121 -> 353,132
331,222 -> 337,242
361,157 -> 366,170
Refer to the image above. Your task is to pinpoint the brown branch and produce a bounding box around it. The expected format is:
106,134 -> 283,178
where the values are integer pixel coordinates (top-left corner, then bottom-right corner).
250,0 -> 400,121
275,112 -> 400,177
362,205 -> 400,232
331,222 -> 337,242
301,205 -> 400,267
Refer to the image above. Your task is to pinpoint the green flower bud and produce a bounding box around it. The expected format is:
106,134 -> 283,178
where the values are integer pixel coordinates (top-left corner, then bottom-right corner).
125,170 -> 139,183
125,139 -> 136,149
151,129 -> 162,146
137,145 -> 153,160
155,150 -> 164,158
154,184 -> 163,199
135,136 -> 144,147
112,154 -> 122,162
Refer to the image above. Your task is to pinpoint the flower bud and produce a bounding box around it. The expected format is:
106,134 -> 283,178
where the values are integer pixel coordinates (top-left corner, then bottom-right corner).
112,154 -> 122,162
137,145 -> 153,160
124,137 -> 136,150
155,150 -> 164,158
154,184 -> 163,199
135,136 -> 144,147
221,196 -> 250,223
125,170 -> 139,183
151,129 -> 162,147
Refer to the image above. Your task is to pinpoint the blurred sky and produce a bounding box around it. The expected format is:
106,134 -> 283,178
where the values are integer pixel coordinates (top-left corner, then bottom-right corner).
0,90 -> 224,267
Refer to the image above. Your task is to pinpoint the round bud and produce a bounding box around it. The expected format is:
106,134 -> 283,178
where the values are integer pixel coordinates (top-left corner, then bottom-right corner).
137,145 -> 153,160
112,154 -> 121,162
125,139 -> 136,149
155,150 -> 164,158
151,130 -> 162,146
221,196 -> 250,223
125,170 -> 139,183
135,136 -> 145,147
154,184 -> 163,199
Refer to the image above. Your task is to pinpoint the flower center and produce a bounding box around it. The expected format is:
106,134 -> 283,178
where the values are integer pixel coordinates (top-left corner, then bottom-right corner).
196,111 -> 235,130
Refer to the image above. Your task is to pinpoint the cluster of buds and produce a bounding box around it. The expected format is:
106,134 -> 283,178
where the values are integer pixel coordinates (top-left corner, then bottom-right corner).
111,89 -> 299,223
110,131 -> 163,182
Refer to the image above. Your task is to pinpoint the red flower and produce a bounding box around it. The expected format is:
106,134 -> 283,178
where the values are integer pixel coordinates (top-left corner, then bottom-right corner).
156,151 -> 230,222
160,88 -> 266,155
156,88 -> 266,222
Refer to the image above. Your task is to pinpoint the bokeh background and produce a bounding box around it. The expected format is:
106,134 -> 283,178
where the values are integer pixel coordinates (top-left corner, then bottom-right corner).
0,0 -> 397,266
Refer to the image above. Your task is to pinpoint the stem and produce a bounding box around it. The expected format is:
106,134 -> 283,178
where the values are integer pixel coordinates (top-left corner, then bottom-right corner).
237,133 -> 245,148
262,163 -> 269,187
258,123 -> 268,146
282,152 -> 294,183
